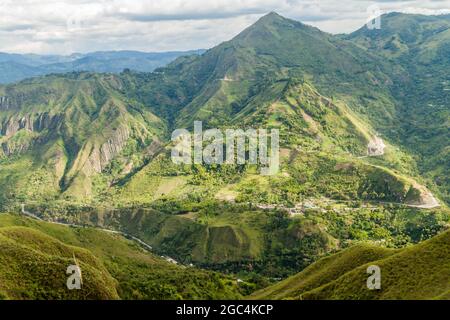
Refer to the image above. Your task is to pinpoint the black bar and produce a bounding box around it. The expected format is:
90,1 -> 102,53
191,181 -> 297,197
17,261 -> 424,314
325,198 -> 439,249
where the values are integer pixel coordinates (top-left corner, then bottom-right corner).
1,300 -> 447,318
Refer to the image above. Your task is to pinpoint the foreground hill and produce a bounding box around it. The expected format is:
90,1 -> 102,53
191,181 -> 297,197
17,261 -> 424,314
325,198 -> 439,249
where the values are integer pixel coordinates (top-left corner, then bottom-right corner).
0,225 -> 119,299
25,203 -> 449,280
0,213 -> 242,300
251,228 -> 450,300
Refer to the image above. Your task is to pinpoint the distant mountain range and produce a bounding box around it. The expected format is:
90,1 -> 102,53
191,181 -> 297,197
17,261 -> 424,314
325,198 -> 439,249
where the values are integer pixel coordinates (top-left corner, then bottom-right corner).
0,50 -> 206,84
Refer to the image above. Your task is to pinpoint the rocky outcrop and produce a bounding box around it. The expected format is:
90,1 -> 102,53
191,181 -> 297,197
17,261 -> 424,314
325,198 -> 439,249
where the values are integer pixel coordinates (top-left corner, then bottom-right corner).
1,139 -> 31,156
0,96 -> 11,110
34,113 -> 63,132
1,117 -> 21,136
0,112 -> 64,157
0,113 -> 62,137
406,183 -> 441,209
85,126 -> 131,174
144,139 -> 163,157
0,93 -> 25,110
0,115 -> 34,156
100,127 -> 131,166
0,89 -> 55,112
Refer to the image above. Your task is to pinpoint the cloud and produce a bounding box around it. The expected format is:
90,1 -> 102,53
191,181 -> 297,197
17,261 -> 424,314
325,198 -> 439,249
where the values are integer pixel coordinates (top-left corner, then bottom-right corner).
0,0 -> 449,54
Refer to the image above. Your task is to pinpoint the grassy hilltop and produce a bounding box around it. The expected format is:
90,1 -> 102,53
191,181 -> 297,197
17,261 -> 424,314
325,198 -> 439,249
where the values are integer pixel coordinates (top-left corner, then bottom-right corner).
251,228 -> 450,300
0,213 -> 242,300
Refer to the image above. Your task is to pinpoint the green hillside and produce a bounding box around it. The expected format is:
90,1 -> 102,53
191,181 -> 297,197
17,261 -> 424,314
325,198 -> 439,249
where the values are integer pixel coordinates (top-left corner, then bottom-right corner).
22,201 -> 449,281
111,79 -> 430,208
346,12 -> 450,204
0,13 -> 442,209
0,73 -> 167,205
0,213 -> 242,300
0,225 -> 119,300
249,245 -> 396,300
251,228 -> 450,300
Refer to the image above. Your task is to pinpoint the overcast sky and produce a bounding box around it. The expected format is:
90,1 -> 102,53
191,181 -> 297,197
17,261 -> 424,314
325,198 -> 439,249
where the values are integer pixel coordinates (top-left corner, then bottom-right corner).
0,0 -> 449,55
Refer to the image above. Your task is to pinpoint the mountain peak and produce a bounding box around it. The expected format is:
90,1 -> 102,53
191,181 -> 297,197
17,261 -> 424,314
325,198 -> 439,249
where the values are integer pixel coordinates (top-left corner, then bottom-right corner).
261,11 -> 283,20
255,11 -> 289,26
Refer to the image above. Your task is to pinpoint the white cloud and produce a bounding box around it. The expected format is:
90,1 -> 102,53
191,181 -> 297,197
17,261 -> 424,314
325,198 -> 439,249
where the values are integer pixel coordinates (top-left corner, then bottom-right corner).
0,0 -> 449,54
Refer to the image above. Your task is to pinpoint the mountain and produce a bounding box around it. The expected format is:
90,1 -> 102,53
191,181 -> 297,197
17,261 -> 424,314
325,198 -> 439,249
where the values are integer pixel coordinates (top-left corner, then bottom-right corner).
0,72 -> 167,202
0,61 -> 43,85
2,13 -> 430,207
345,12 -> 450,60
0,12 -> 449,295
346,12 -> 450,204
0,50 -> 205,84
104,12 -> 442,210
146,12 -> 398,129
0,52 -> 77,66
250,228 -> 450,300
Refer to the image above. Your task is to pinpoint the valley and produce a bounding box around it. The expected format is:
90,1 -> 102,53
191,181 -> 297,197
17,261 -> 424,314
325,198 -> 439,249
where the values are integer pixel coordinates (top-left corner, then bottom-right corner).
0,11 -> 448,300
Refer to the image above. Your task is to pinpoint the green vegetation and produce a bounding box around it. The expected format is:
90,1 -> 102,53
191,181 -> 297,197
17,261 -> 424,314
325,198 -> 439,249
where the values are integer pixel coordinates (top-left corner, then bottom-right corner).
346,12 -> 450,204
0,12 -> 448,300
0,73 -> 167,206
0,225 -> 119,300
0,214 -> 242,300
23,201 -> 449,282
249,245 -> 396,300
1,12 -> 444,209
252,229 -> 450,300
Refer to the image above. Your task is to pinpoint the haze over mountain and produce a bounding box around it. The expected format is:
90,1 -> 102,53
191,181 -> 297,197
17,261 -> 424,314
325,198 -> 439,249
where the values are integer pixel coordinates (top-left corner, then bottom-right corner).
0,12 -> 449,300
0,50 -> 205,84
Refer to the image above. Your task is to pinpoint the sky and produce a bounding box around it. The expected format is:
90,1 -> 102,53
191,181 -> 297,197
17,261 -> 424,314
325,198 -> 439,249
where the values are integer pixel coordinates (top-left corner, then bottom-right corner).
0,0 -> 449,55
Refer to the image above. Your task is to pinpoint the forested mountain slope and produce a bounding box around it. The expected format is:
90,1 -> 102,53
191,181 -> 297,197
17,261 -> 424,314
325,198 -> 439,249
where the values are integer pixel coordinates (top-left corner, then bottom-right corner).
346,12 -> 450,204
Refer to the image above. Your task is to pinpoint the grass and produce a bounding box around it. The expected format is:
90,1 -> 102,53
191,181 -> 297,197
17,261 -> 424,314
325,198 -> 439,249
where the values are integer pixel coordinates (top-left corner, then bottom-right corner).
249,244 -> 396,300
0,225 -> 119,300
251,229 -> 450,300
0,213 -> 243,300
